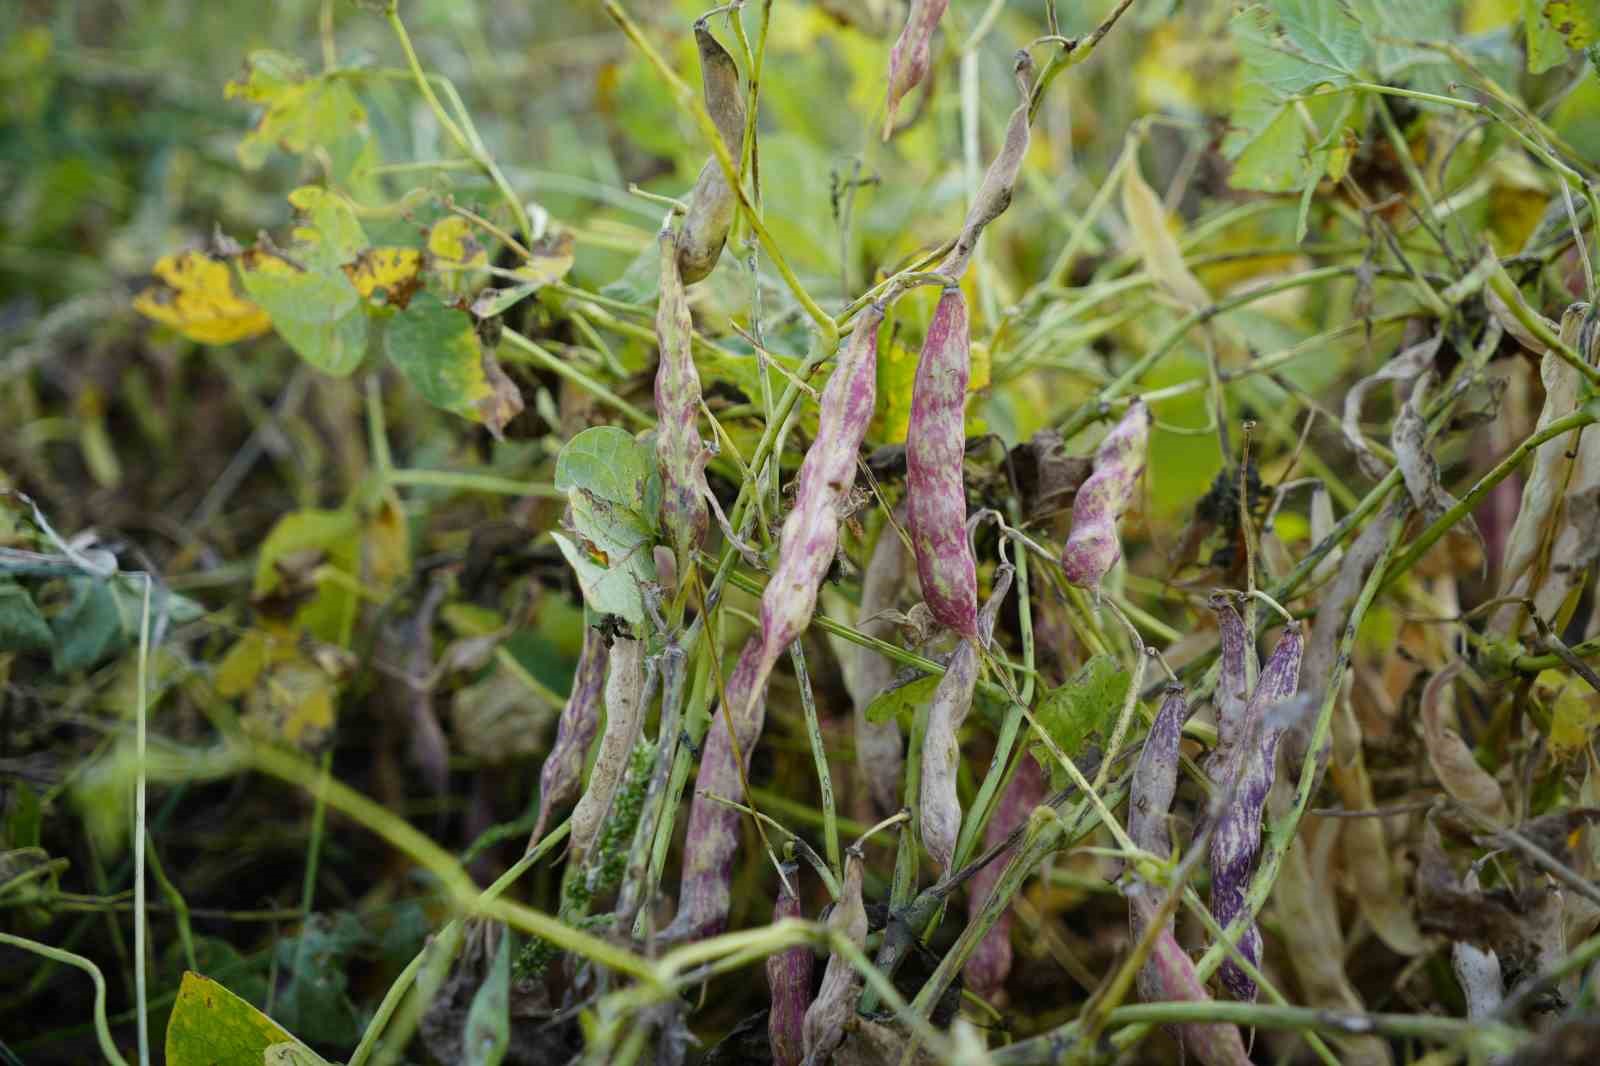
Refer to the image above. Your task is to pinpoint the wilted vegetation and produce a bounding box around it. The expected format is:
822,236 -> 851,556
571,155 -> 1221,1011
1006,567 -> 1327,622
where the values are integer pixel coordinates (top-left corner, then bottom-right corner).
7,1 -> 1600,1063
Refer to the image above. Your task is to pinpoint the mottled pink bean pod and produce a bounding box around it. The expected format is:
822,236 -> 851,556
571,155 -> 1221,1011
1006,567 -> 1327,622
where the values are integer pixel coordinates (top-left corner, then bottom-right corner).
906,287 -> 978,639
1206,594 -> 1248,786
964,753 -> 1045,1002
529,627 -> 610,849
1127,684 -> 1191,863
1062,399 -> 1150,589
883,0 -> 949,140
655,227 -> 711,566
921,564 -> 1013,876
669,308 -> 885,940
802,847 -> 867,1066
767,862 -> 811,1066
1129,888 -> 1253,1066
1209,621 -> 1302,1003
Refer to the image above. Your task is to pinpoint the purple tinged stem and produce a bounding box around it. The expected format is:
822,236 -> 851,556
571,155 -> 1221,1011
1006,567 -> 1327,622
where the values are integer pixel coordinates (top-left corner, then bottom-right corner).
1062,398 -> 1151,589
907,287 -> 979,640
1208,622 -> 1303,1003
529,627 -> 609,849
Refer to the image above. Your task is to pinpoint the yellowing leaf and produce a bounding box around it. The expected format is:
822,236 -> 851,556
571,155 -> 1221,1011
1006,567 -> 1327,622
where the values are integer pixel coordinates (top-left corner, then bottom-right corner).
247,658 -> 338,751
1122,159 -> 1209,311
133,251 -> 272,345
225,50 -> 368,171
343,248 -> 423,307
514,229 -> 576,287
238,247 -> 369,377
384,291 -> 523,436
166,972 -> 328,1066
428,216 -> 489,269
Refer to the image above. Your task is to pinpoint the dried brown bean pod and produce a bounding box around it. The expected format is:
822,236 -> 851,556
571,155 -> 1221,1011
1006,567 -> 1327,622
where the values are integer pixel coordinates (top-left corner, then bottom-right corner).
530,627 -> 610,848
964,754 -> 1045,1002
802,847 -> 867,1066
845,520 -> 910,818
569,636 -> 646,858
906,286 -> 979,639
1421,662 -> 1509,825
938,51 -> 1034,280
920,563 -> 1014,876
676,21 -> 746,284
768,863 -> 812,1066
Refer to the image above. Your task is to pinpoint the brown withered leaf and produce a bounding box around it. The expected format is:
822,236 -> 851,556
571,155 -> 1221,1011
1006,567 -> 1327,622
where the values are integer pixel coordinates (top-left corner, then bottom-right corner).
1420,664 -> 1509,825
1009,428 -> 1092,522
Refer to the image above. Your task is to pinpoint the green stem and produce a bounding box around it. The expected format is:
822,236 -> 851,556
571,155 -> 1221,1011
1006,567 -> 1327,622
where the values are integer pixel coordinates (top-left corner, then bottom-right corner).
387,468 -> 565,499
499,328 -> 654,427
0,934 -> 130,1066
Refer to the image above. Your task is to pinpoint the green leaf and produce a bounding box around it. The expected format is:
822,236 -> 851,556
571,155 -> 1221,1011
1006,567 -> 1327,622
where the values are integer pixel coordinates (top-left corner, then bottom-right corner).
272,913 -> 368,1046
1349,0 -> 1471,95
51,576 -> 124,673
0,580 -> 52,653
4,781 -> 42,849
552,531 -> 654,626
238,251 -> 368,376
865,674 -> 940,727
463,933 -> 511,1066
555,426 -> 663,522
165,971 -> 328,1066
286,186 -> 367,274
1028,655 -> 1130,789
252,509 -> 361,643
1223,2 -> 1368,192
384,291 -> 504,425
225,50 -> 368,173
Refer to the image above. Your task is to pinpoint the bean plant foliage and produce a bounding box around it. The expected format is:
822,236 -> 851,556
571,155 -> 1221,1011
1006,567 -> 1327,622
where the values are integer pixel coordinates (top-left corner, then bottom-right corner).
11,0 -> 1600,1063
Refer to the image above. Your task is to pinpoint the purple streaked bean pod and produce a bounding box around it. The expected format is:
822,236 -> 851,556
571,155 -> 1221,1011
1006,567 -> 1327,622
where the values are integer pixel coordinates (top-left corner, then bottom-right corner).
1128,888 -> 1253,1066
921,563 -> 1014,876
1127,684 -> 1191,863
668,305 -> 885,940
906,286 -> 978,640
568,635 -> 646,859
847,519 -> 910,818
883,0 -> 949,140
677,20 -> 745,284
529,627 -> 609,849
1207,594 -> 1248,786
938,51 -> 1035,280
964,753 -> 1045,1002
802,846 -> 867,1066
1209,621 -> 1303,1003
1062,398 -> 1151,589
767,862 -> 811,1066
654,226 -> 711,566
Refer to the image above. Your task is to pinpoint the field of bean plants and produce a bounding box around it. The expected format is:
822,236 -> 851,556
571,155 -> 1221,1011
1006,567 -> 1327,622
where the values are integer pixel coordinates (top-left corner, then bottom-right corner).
5,0 -> 1600,1063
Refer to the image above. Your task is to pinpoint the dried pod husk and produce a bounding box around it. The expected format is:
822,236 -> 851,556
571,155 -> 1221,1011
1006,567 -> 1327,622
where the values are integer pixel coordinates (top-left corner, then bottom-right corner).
669,308 -> 884,940
938,52 -> 1034,280
569,636 -> 646,858
846,520 -> 911,818
965,754 -> 1046,1003
883,0 -> 949,139
906,287 -> 978,639
655,227 -> 711,565
1062,399 -> 1151,589
1421,662 -> 1509,825
1454,869 -> 1505,1019
802,847 -> 868,1066
920,563 -> 1013,876
1127,684 -> 1191,863
1209,622 -> 1302,1003
1128,888 -> 1253,1066
530,627 -> 610,848
768,863 -> 812,1066
1494,303 -> 1598,636
1392,370 -> 1484,560
1531,305 -> 1600,627
1340,331 -> 1442,480
676,21 -> 746,284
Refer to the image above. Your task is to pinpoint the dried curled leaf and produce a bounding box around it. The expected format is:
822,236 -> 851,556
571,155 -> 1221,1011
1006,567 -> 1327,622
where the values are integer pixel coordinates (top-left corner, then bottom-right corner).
1341,330 -> 1441,480
1122,156 -> 1209,311
1421,663 -> 1509,826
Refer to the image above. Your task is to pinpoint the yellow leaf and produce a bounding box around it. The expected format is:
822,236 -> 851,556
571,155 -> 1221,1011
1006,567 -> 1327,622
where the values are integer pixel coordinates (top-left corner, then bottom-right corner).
343,247 -> 423,306
512,229 -> 576,288
133,251 -> 273,345
244,655 -> 339,752
1122,160 -> 1209,311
